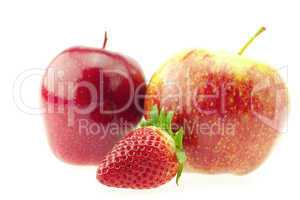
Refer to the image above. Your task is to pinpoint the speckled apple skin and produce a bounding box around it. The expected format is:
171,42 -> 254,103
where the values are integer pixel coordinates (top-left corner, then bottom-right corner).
145,49 -> 288,174
41,47 -> 145,165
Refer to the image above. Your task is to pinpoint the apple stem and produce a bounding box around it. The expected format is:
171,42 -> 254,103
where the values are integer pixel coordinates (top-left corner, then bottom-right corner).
102,31 -> 108,49
238,26 -> 266,55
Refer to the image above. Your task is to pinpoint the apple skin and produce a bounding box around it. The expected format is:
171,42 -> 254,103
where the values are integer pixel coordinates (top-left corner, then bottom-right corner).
41,47 -> 145,165
144,49 -> 288,174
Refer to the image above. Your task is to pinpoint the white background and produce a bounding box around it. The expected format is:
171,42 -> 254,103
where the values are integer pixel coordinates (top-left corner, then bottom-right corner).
0,0 -> 299,199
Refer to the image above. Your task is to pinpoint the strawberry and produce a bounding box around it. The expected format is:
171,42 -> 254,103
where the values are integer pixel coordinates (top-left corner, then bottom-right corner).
96,106 -> 186,189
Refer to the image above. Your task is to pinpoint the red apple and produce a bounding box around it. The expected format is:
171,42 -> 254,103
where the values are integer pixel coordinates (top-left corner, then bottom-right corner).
144,27 -> 288,174
41,33 -> 146,165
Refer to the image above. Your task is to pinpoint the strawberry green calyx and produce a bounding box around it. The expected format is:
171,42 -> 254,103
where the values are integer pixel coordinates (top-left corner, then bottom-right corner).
141,106 -> 186,185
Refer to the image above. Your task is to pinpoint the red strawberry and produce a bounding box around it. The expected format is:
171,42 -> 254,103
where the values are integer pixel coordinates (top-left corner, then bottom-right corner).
96,106 -> 186,189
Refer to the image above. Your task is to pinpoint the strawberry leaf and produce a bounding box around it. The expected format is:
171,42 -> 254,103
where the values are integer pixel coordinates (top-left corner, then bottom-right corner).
166,111 -> 174,133
150,105 -> 159,124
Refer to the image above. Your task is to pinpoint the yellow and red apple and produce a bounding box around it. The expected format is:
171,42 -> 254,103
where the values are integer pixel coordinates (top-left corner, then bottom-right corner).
144,27 -> 288,174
